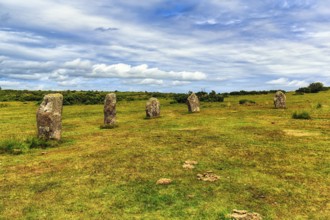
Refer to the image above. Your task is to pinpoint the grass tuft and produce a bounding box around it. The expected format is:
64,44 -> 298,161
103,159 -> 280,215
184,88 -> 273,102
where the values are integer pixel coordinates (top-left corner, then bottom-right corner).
100,124 -> 118,129
292,111 -> 311,120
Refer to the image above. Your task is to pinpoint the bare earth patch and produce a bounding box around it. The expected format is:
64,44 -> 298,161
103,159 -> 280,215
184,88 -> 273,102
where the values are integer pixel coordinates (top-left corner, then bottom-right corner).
283,129 -> 320,137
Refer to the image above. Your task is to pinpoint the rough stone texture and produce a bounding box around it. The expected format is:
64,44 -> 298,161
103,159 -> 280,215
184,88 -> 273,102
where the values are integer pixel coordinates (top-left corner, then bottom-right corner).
187,93 -> 200,112
227,209 -> 262,220
104,93 -> 117,126
36,93 -> 63,140
274,91 -> 286,108
197,171 -> 220,182
146,98 -> 160,118
156,178 -> 172,185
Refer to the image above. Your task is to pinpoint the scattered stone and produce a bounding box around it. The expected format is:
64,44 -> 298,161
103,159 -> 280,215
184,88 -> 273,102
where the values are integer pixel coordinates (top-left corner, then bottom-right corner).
274,91 -> 286,109
41,152 -> 47,155
36,93 -> 63,140
156,178 -> 172,185
146,98 -> 160,118
183,160 -> 198,169
103,93 -> 117,126
197,171 -> 220,182
227,209 -> 262,220
187,93 -> 200,113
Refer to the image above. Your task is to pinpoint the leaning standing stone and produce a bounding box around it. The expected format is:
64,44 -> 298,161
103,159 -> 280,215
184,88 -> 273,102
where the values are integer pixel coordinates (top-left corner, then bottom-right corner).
146,98 -> 160,118
104,93 -> 117,126
36,93 -> 63,140
187,93 -> 200,112
274,91 -> 286,108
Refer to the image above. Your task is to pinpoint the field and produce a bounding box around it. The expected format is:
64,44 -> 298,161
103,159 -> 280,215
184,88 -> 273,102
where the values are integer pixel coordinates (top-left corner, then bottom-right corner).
0,91 -> 329,219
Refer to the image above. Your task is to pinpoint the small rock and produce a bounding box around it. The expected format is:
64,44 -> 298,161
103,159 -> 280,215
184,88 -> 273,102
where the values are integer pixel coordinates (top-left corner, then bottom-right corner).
41,152 -> 47,155
185,160 -> 198,165
197,171 -> 220,182
182,164 -> 195,169
183,160 -> 198,169
228,209 -> 262,220
156,178 -> 172,185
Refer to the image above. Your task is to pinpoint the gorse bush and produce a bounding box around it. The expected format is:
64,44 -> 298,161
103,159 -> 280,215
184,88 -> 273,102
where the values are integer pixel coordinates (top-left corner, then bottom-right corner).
0,139 -> 28,155
239,99 -> 256,105
292,111 -> 311,120
0,137 -> 60,155
172,91 -> 225,104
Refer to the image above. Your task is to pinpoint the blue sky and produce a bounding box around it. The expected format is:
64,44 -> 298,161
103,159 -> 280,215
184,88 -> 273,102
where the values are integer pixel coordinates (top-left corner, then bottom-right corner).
0,0 -> 330,92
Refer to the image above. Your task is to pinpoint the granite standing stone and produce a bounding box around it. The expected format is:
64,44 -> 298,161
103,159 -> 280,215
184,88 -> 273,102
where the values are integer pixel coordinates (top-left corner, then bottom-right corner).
274,91 -> 286,108
187,93 -> 200,112
146,98 -> 160,118
104,93 -> 117,126
36,93 -> 63,140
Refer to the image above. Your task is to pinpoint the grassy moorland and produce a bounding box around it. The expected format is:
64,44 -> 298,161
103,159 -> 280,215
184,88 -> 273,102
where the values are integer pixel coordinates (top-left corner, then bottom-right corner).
0,91 -> 329,219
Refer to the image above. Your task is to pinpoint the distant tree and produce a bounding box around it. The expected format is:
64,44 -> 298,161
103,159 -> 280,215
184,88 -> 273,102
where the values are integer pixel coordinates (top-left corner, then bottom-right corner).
296,82 -> 326,94
308,82 -> 324,93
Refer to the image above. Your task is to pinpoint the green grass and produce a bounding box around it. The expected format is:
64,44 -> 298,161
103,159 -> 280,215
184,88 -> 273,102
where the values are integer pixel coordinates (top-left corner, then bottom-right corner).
0,91 -> 330,219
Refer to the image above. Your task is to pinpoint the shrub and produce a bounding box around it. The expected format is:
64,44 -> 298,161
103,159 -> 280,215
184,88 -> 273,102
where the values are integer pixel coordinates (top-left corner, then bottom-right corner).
0,139 -> 28,154
239,99 -> 256,105
292,111 -> 311,120
316,103 -> 322,109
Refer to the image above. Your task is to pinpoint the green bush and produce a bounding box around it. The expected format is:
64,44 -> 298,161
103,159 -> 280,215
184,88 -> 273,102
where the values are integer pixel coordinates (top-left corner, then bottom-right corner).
0,139 -> 28,155
0,137 -> 60,155
292,111 -> 311,120
316,103 -> 322,109
239,99 -> 256,105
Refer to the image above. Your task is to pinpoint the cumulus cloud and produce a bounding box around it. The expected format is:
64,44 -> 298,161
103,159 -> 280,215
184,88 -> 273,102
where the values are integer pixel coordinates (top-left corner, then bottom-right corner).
91,63 -> 207,80
0,0 -> 330,91
266,78 -> 309,87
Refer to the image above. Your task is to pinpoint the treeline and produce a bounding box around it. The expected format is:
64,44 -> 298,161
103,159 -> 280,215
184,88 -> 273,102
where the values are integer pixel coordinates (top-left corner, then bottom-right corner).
172,90 -> 225,103
0,89 -> 225,105
222,90 -> 281,96
0,90 -> 154,105
295,82 -> 329,94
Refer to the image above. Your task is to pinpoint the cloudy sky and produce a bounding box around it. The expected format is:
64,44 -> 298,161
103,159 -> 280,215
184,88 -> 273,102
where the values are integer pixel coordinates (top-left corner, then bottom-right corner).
0,0 -> 330,92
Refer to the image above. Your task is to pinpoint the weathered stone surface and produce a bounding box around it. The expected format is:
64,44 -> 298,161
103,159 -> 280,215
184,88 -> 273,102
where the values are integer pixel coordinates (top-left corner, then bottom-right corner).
274,91 -> 286,108
187,93 -> 200,112
156,178 -> 172,185
104,93 -> 116,126
36,93 -> 63,140
227,209 -> 262,220
146,98 -> 160,118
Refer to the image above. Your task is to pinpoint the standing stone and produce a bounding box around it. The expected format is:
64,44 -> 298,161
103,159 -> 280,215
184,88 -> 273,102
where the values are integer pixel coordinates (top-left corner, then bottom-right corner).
104,93 -> 117,126
274,91 -> 286,108
36,93 -> 63,140
187,93 -> 200,112
146,98 -> 160,118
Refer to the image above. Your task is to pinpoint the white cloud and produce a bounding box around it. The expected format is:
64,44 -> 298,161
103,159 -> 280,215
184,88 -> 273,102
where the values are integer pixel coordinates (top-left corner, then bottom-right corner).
266,78 -> 309,87
91,63 -> 207,80
138,78 -> 163,85
171,80 -> 191,86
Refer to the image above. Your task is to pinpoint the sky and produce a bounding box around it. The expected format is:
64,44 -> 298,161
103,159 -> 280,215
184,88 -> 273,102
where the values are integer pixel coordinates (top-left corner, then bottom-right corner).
0,0 -> 330,92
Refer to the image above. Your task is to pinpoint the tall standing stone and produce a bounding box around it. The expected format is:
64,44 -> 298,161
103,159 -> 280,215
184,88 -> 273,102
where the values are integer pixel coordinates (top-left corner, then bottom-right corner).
146,98 -> 160,118
187,93 -> 200,113
104,93 -> 117,126
274,91 -> 286,108
36,93 -> 63,140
